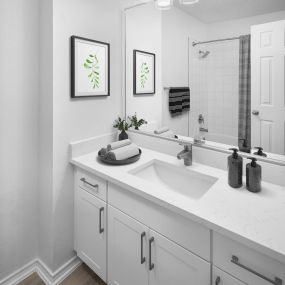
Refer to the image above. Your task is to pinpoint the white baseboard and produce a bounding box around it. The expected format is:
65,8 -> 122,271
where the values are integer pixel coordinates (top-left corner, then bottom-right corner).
0,256 -> 82,285
0,259 -> 38,285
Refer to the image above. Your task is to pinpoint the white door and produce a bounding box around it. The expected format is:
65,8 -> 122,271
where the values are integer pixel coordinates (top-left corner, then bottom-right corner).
213,267 -> 246,285
251,20 -> 285,155
148,229 -> 210,285
76,188 -> 107,281
108,205 -> 149,285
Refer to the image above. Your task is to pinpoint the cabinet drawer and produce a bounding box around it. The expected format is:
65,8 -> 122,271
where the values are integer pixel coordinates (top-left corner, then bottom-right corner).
108,183 -> 210,261
76,169 -> 107,201
213,232 -> 285,285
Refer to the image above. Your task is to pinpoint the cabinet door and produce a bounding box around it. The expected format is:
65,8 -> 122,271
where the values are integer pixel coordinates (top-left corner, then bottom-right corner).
108,205 -> 148,285
76,188 -> 107,281
213,267 -> 246,285
149,229 -> 210,285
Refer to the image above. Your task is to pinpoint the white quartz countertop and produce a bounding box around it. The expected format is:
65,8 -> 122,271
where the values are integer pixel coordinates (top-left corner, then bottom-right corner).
71,147 -> 285,264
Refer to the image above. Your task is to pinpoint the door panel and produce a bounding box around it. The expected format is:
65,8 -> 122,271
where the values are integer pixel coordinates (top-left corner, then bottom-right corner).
76,188 -> 107,281
108,205 -> 148,285
251,20 -> 285,155
149,229 -> 210,285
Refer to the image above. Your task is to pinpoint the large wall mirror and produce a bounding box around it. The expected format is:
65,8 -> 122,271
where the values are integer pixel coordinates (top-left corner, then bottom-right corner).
124,0 -> 285,162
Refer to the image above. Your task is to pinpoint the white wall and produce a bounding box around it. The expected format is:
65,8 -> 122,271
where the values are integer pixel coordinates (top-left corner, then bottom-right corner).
51,0 -> 123,271
161,7 -> 207,136
208,10 -> 285,38
125,3 -> 162,129
38,0 -> 54,270
0,0 -> 39,280
162,8 -> 207,86
1,0 -> 125,280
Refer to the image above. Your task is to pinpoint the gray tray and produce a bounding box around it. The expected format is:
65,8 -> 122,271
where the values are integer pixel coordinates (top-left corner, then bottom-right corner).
98,149 -> 142,165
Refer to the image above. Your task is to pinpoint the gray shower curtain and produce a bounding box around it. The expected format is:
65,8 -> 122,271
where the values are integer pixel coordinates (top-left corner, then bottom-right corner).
238,35 -> 251,153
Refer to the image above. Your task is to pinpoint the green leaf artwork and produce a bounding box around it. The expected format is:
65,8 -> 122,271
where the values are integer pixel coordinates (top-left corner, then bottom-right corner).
140,62 -> 150,88
83,54 -> 100,89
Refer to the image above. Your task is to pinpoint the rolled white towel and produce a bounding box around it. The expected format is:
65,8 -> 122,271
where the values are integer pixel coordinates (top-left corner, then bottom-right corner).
159,130 -> 175,138
106,143 -> 140,161
154,126 -> 169,134
107,139 -> 131,151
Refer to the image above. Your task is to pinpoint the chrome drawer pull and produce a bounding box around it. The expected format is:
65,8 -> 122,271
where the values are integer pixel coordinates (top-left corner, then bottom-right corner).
149,237 -> 154,271
141,232 -> 146,264
80,178 -> 98,189
231,256 -> 283,285
99,207 -> 104,234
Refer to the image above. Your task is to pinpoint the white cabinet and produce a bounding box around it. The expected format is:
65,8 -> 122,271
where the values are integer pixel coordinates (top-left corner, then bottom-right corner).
149,229 -> 210,285
108,205 -> 149,285
108,205 -> 210,285
76,187 -> 107,282
74,168 -> 284,285
213,267 -> 246,285
108,182 -> 210,261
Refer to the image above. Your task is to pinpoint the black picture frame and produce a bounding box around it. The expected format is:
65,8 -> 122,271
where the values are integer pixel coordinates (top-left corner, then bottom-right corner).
71,35 -> 110,98
133,50 -> 156,95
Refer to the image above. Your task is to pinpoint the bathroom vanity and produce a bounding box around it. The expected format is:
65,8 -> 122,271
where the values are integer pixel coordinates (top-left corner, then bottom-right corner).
71,146 -> 285,285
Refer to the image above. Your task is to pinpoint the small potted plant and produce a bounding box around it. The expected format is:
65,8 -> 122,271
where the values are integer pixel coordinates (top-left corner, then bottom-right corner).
113,116 -> 131,141
128,113 -> 147,130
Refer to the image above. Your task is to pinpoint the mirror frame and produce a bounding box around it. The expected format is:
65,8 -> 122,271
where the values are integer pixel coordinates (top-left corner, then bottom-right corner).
122,2 -> 285,167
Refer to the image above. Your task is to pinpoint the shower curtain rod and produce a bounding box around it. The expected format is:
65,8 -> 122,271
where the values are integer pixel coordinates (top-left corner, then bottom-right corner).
192,35 -> 246,47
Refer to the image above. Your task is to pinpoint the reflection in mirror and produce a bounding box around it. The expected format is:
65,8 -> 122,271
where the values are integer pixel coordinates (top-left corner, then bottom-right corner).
125,0 -> 285,161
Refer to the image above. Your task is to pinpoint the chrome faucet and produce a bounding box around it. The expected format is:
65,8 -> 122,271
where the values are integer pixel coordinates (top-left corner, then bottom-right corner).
177,143 -> 192,166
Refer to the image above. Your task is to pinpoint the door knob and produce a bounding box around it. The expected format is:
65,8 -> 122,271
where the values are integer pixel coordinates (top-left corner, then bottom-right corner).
252,110 -> 260,115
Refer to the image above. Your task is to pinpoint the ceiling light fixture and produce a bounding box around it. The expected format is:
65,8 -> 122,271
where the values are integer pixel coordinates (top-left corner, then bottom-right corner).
179,0 -> 200,4
154,0 -> 200,10
155,0 -> 173,10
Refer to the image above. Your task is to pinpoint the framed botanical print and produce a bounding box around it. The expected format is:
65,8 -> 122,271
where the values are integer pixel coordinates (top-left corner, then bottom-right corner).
133,50 -> 155,95
71,36 -> 110,98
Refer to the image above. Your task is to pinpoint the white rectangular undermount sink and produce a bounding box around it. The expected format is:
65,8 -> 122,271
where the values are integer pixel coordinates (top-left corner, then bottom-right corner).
129,159 -> 218,200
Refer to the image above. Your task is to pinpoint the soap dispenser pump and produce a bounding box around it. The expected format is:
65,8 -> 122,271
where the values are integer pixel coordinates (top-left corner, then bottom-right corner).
246,157 -> 262,193
228,148 -> 243,188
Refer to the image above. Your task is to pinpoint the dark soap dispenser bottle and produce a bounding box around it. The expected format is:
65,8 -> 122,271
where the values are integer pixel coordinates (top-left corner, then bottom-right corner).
246,157 -> 262,193
228,148 -> 243,188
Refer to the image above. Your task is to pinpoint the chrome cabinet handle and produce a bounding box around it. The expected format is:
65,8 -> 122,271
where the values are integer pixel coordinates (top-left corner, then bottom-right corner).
80,178 -> 99,189
141,232 -> 146,264
252,110 -> 260,116
149,237 -> 154,271
215,277 -> 221,285
99,207 -> 104,234
231,256 -> 282,285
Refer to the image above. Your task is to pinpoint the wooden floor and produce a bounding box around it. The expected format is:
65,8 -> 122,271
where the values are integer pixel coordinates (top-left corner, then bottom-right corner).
17,264 -> 106,285
17,273 -> 45,285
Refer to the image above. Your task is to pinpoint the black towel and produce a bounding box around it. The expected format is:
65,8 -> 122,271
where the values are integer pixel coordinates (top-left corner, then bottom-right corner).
169,87 -> 190,117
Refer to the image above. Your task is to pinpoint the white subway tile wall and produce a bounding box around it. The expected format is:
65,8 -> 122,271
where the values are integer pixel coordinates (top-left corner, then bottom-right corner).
191,40 -> 239,145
